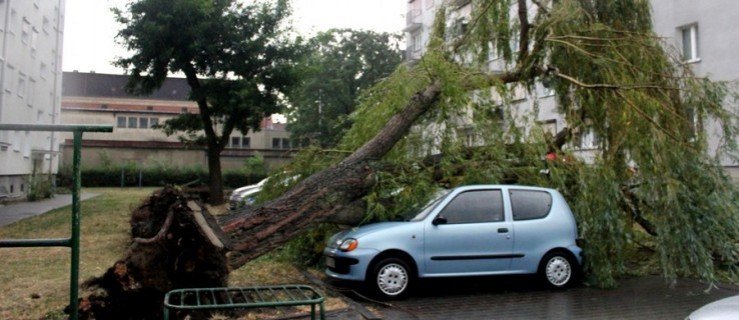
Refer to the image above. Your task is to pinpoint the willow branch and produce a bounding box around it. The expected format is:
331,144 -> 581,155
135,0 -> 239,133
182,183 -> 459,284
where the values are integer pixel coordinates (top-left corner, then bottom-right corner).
552,69 -> 677,90
615,91 -> 686,146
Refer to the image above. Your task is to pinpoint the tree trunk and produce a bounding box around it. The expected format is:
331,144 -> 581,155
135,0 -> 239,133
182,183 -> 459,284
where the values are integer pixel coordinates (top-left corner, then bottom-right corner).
207,144 -> 225,206
220,81 -> 442,268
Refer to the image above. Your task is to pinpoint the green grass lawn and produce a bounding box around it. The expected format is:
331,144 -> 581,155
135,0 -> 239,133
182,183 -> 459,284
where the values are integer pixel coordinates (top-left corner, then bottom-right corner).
0,188 -> 343,320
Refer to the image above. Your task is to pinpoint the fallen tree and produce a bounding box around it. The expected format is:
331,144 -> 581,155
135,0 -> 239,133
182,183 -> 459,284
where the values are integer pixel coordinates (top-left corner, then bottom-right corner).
75,0 -> 739,318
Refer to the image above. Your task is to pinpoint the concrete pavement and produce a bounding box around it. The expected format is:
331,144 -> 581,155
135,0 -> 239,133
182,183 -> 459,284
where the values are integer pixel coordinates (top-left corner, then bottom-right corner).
0,193 -> 100,226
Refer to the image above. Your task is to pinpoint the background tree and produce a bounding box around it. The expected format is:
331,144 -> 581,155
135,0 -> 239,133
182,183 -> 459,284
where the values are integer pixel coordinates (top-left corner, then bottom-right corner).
113,0 -> 302,205
286,29 -> 403,147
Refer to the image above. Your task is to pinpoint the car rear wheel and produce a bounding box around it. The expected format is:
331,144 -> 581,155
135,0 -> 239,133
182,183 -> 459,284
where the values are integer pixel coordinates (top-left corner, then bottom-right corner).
368,257 -> 413,299
539,251 -> 577,288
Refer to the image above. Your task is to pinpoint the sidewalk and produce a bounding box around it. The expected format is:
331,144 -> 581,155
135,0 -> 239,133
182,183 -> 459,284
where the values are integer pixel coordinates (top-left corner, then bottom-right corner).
0,193 -> 100,226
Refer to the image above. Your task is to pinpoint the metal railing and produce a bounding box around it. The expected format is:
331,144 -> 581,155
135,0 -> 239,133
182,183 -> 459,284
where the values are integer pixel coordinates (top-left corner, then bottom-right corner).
0,123 -> 113,320
163,285 -> 325,320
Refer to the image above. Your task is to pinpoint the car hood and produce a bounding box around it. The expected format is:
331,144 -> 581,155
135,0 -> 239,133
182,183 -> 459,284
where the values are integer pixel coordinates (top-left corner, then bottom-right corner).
688,295 -> 739,320
348,222 -> 409,238
328,222 -> 410,248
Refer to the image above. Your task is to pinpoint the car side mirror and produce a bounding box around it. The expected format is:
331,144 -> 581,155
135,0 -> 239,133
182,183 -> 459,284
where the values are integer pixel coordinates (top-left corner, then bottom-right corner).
432,215 -> 447,226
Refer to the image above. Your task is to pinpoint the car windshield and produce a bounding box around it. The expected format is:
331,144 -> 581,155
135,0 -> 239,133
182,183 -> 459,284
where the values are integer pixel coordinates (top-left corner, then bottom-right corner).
407,190 -> 450,222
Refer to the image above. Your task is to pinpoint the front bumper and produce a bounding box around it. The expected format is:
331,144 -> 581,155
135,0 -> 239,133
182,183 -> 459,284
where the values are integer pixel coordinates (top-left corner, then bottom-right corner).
323,247 -> 378,282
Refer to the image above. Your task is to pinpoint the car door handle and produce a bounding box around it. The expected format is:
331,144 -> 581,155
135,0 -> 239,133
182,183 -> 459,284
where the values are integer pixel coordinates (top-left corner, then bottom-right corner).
498,228 -> 509,233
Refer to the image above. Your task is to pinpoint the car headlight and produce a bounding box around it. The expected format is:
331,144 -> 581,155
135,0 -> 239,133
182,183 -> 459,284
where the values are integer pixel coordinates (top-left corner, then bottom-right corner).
338,238 -> 358,252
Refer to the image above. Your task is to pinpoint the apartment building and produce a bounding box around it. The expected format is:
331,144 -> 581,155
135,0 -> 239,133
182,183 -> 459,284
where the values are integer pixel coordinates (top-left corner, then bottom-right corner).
0,0 -> 66,198
60,71 -> 296,172
651,0 -> 739,178
404,0 -> 738,179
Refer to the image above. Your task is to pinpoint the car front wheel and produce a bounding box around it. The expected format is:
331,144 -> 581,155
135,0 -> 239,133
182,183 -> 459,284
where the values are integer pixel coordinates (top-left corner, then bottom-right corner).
539,251 -> 577,288
368,257 -> 412,299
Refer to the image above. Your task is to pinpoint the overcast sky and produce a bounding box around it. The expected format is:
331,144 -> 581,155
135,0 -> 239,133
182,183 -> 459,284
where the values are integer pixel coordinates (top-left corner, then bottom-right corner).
62,0 -> 406,75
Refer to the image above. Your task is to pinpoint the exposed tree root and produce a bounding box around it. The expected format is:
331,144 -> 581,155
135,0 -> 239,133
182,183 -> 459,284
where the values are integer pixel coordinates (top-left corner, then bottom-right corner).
70,186 -> 229,319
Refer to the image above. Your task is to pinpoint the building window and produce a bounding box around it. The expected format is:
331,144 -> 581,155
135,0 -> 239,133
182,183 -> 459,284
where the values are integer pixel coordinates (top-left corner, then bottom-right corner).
150,118 -> 159,127
680,24 -> 699,62
510,83 -> 527,101
128,117 -> 138,128
411,32 -> 422,52
117,117 -> 127,128
17,73 -> 26,98
4,64 -> 14,93
540,119 -> 558,138
242,137 -> 250,148
511,33 -> 520,56
27,78 -> 36,107
23,131 -> 31,158
231,136 -> 240,148
40,62 -> 47,80
272,138 -> 292,149
574,127 -> 599,150
488,41 -> 499,61
139,117 -> 149,128
536,78 -> 554,97
42,16 -> 49,34
31,27 -> 39,57
9,10 -> 17,35
21,18 -> 30,44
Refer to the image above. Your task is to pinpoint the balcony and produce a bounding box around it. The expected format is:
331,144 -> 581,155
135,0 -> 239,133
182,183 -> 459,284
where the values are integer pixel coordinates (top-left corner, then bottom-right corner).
403,9 -> 422,32
453,0 -> 472,8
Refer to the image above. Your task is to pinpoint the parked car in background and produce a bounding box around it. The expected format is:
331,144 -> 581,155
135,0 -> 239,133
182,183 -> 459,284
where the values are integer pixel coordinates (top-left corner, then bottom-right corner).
686,294 -> 739,320
229,178 -> 268,208
323,185 -> 583,299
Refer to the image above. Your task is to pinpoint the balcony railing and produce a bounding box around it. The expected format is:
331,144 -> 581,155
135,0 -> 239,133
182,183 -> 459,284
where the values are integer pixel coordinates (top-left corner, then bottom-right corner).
404,9 -> 422,32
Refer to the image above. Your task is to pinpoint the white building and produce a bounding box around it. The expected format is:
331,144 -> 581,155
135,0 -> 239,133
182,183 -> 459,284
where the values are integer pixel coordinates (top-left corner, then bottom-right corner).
651,0 -> 739,179
0,0 -> 66,198
404,0 -> 738,179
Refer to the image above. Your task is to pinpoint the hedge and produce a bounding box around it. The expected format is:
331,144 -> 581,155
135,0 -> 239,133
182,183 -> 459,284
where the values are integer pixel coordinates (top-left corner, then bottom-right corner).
57,166 -> 267,189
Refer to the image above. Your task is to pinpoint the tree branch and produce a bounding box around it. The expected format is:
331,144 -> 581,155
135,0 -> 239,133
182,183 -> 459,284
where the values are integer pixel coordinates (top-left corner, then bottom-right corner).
517,0 -> 531,62
551,69 -> 677,90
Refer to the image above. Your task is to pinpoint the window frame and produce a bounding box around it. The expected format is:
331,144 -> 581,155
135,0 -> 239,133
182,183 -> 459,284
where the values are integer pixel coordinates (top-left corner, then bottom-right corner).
510,189 -> 553,221
680,24 -> 700,63
437,189 -> 505,224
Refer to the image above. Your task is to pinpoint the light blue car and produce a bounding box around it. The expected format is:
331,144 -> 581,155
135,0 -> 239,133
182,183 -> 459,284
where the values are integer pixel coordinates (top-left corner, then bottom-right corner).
323,185 -> 583,299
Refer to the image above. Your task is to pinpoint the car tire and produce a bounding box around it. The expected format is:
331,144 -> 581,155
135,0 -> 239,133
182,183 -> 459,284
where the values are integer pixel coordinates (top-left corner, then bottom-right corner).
538,250 -> 578,289
368,256 -> 413,300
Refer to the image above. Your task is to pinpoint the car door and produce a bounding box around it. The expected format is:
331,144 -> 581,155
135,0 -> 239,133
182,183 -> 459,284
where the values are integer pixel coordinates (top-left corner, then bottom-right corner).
423,188 -> 514,275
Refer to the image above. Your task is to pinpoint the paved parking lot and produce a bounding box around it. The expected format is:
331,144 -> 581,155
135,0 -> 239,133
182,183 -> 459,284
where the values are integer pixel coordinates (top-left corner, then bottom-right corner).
324,275 -> 738,319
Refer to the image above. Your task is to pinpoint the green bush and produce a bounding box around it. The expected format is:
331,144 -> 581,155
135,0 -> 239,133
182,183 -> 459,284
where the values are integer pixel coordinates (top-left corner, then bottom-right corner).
27,174 -> 54,201
57,165 -> 265,188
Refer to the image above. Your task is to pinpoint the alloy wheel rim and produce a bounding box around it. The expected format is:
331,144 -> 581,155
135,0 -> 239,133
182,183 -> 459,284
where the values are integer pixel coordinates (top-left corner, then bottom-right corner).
377,263 -> 408,295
